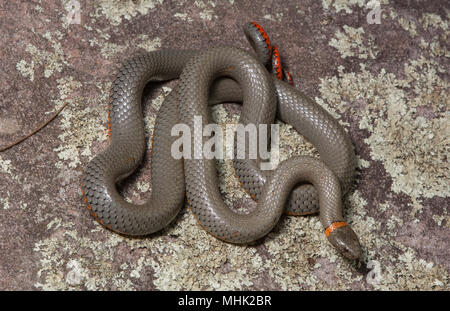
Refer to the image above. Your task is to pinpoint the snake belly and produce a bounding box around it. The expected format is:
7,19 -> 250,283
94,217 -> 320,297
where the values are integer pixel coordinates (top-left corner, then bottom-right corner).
82,46 -> 361,259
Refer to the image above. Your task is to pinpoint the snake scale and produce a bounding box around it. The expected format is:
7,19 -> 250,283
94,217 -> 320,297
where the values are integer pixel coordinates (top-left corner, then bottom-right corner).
81,23 -> 362,260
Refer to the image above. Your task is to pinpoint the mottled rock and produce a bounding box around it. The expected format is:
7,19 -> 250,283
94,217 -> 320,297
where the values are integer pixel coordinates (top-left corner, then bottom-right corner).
0,0 -> 448,290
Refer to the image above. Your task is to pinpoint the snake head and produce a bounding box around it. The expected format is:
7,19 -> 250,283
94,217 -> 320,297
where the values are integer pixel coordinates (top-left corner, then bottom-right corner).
327,225 -> 362,260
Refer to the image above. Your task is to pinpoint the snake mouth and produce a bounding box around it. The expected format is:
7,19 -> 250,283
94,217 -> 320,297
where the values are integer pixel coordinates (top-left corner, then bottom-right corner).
326,225 -> 362,260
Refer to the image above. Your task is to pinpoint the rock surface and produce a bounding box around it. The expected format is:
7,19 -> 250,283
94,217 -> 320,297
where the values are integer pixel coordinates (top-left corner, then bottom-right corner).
0,0 -> 448,290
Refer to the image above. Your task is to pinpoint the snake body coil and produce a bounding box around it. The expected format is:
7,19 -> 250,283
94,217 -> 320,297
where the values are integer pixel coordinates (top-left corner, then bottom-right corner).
82,24 -> 362,260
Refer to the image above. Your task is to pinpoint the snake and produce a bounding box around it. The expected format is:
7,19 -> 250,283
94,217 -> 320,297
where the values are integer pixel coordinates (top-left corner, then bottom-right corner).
81,22 -> 362,260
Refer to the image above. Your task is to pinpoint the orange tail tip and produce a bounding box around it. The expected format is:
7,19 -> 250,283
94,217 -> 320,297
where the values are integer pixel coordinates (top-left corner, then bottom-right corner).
324,221 -> 347,237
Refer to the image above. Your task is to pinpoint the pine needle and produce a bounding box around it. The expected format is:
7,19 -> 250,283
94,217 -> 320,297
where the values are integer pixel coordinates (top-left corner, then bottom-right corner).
0,102 -> 69,152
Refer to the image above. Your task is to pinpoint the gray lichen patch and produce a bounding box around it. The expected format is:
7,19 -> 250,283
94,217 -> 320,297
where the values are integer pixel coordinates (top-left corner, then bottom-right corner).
173,13 -> 193,23
321,0 -> 388,14
34,224 -> 136,290
147,213 -> 262,290
33,213 -> 262,290
419,13 -> 449,31
317,60 -> 448,200
16,32 -> 68,81
87,31 -> 162,59
137,35 -> 162,52
0,156 -> 14,176
397,16 -> 418,37
329,25 -> 379,59
16,59 -> 36,82
193,0 -> 219,21
54,78 -> 108,168
92,0 -> 164,26
340,190 -> 448,290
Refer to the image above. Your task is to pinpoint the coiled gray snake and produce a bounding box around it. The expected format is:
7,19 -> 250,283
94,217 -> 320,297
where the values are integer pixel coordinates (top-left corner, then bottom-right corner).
81,22 -> 362,260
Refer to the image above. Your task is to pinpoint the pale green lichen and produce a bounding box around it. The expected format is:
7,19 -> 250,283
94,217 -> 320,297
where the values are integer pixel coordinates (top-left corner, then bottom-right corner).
340,191 -> 448,290
88,31 -> 161,58
420,13 -> 448,31
34,224 -> 137,290
0,195 -> 10,210
194,0 -> 218,21
321,0 -> 383,14
33,213 -> 265,290
34,4 -> 43,13
263,14 -> 275,21
0,156 -> 13,176
386,215 -> 403,232
329,25 -> 379,59
148,213 -> 262,290
174,12 -> 193,22
16,59 -> 35,81
397,14 -> 419,37
100,42 -> 127,59
388,7 -> 398,20
357,156 -> 371,169
432,214 -> 446,227
17,32 -> 68,80
369,243 -> 449,290
199,10 -> 215,21
137,35 -> 162,52
194,0 -> 207,9
317,60 -> 448,200
136,181 -> 150,193
262,12 -> 284,22
419,37 -> 449,58
54,77 -> 107,168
